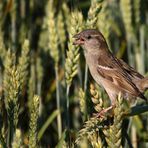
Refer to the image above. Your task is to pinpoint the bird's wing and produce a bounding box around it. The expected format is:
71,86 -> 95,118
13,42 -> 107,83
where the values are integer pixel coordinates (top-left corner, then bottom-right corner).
118,59 -> 144,79
97,64 -> 139,95
97,55 -> 146,100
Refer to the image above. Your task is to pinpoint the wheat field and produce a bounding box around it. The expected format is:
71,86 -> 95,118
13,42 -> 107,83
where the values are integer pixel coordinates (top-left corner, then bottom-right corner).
0,0 -> 148,147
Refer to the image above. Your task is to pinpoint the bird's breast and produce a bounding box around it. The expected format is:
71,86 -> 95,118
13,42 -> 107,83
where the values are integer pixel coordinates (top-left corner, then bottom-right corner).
85,53 -> 103,84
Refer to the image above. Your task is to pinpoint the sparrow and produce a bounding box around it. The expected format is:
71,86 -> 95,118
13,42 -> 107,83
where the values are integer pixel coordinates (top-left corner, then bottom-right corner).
73,29 -> 148,107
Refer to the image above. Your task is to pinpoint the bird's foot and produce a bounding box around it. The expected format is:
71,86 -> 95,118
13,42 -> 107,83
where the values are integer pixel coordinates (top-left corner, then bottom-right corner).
93,106 -> 113,118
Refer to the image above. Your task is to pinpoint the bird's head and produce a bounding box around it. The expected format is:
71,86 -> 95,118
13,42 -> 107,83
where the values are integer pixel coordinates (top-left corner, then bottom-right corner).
73,29 -> 108,53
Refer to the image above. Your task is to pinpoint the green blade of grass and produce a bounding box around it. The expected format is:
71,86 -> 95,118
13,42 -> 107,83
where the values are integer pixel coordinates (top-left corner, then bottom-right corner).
38,109 -> 60,141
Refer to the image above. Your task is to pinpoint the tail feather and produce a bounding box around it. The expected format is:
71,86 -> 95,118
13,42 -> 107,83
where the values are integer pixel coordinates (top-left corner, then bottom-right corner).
135,77 -> 148,92
141,77 -> 148,91
136,77 -> 148,103
139,93 -> 148,103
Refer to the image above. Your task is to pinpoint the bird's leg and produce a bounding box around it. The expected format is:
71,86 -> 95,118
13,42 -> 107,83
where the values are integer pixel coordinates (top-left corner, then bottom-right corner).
94,105 -> 115,118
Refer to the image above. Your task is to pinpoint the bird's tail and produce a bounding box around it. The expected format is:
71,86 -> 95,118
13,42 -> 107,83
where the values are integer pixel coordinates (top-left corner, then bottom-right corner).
140,77 -> 148,91
135,77 -> 148,103
136,77 -> 148,92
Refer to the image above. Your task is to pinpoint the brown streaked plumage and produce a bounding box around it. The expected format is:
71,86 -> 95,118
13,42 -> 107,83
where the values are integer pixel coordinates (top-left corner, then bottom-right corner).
73,29 -> 148,106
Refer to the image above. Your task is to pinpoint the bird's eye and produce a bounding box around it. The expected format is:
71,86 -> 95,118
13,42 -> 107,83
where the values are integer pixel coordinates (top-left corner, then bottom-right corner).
87,35 -> 91,39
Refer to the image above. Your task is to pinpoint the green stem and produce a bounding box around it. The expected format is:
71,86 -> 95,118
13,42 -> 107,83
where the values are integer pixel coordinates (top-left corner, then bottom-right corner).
66,85 -> 70,129
84,64 -> 88,92
66,85 -> 71,147
84,64 -> 88,119
7,119 -> 14,147
55,65 -> 62,139
127,41 -> 134,67
124,117 -> 132,148
11,0 -> 17,51
139,26 -> 145,74
38,109 -> 59,141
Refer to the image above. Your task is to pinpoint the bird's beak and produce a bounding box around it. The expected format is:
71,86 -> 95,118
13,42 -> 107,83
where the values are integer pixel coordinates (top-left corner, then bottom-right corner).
73,34 -> 85,45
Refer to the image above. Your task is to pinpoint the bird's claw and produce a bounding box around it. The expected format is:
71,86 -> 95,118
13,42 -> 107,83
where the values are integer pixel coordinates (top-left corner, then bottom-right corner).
93,106 -> 113,118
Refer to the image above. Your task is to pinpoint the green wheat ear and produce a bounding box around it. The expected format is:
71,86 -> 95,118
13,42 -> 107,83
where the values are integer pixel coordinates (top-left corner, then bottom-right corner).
18,39 -> 30,90
3,50 -> 20,146
87,0 -> 104,28
3,50 -> 20,125
78,88 -> 86,114
46,2 -> 59,65
103,93 -> 124,148
65,11 -> 83,86
75,116 -> 105,147
29,95 -> 40,148
90,83 -> 104,112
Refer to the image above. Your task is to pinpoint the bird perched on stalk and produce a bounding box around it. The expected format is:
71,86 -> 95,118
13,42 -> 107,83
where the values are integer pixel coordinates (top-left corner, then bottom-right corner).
73,29 -> 148,113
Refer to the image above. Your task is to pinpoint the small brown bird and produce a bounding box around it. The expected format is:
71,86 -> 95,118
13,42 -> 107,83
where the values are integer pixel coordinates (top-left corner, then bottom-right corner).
73,29 -> 148,108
